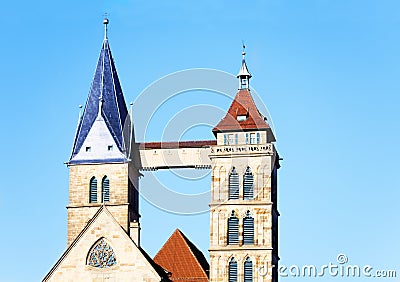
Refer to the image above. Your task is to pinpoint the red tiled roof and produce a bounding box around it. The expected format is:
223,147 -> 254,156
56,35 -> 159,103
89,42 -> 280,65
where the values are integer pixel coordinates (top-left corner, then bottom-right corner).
154,229 -> 209,282
213,89 -> 271,132
138,140 -> 216,150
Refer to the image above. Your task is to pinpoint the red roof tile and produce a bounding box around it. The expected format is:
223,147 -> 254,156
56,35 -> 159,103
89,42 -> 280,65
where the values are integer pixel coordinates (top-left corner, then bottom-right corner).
213,89 -> 271,132
138,140 -> 216,150
154,229 -> 209,281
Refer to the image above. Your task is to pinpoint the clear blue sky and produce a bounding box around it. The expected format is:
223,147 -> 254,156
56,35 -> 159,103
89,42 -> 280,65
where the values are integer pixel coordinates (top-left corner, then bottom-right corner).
0,1 -> 399,281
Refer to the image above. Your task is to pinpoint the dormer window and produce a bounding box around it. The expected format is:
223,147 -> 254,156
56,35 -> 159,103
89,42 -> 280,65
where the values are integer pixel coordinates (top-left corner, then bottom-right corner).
237,115 -> 247,121
86,146 -> 91,152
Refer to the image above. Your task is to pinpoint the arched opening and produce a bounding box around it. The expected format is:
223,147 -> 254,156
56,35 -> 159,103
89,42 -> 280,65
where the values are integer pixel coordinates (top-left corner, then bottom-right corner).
229,167 -> 239,199
87,238 -> 117,268
102,176 -> 110,203
227,211 -> 239,245
229,257 -> 237,282
243,211 -> 254,245
243,167 -> 254,199
244,257 -> 253,282
89,177 -> 97,203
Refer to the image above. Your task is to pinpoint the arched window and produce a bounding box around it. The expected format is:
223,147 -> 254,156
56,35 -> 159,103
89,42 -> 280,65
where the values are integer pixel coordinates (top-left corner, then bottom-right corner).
227,211 -> 239,245
87,238 -> 117,268
229,257 -> 238,282
243,211 -> 254,245
244,257 -> 253,282
89,177 -> 97,203
102,176 -> 110,203
229,167 -> 239,200
243,167 -> 254,199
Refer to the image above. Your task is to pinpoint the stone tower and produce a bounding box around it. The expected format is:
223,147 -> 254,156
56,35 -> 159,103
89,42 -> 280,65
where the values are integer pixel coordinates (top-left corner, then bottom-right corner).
66,18 -> 140,247
209,51 -> 280,282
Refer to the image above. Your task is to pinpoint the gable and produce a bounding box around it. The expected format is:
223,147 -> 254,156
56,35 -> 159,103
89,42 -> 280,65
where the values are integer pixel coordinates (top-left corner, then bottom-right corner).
69,116 -> 127,164
43,207 -> 168,282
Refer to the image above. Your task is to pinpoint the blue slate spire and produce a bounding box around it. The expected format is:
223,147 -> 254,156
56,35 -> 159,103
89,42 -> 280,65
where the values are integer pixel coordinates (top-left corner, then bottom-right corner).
69,19 -> 130,164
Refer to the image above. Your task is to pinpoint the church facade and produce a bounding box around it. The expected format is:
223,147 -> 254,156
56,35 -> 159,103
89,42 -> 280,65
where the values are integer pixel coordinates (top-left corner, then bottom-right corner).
43,19 -> 280,282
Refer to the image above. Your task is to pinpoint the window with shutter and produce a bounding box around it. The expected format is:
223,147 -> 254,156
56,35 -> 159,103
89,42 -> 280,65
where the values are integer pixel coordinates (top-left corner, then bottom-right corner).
229,167 -> 239,200
89,177 -> 97,203
102,176 -> 110,203
244,257 -> 253,282
229,257 -> 238,282
243,211 -> 254,245
227,211 -> 239,244
243,167 -> 254,199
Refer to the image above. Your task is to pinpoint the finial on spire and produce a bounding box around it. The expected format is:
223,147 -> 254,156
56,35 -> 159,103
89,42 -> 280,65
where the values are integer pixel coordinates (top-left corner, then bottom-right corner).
237,42 -> 252,89
103,16 -> 109,40
98,96 -> 104,117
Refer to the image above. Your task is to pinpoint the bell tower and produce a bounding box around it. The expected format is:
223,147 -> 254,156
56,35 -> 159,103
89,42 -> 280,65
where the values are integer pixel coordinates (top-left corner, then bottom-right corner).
209,50 -> 280,282
66,18 -> 140,247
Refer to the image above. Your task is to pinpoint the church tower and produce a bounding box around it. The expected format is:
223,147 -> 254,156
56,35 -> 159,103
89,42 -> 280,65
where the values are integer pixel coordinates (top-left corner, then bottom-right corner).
209,50 -> 280,282
67,18 -> 140,246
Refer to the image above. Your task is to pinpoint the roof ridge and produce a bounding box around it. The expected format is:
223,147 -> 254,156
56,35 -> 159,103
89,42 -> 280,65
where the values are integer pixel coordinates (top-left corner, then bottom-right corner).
176,230 -> 209,278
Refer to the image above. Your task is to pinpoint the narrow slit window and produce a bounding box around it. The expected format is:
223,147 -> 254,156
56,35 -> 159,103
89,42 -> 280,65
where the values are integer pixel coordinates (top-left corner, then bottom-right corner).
228,168 -> 239,200
244,257 -> 253,282
89,177 -> 97,203
243,167 -> 254,200
243,211 -> 254,245
229,257 -> 238,282
227,211 -> 239,245
102,176 -> 110,203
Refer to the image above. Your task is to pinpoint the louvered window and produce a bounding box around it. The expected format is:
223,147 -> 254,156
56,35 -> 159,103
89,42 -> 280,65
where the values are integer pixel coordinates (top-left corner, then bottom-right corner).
243,211 -> 254,245
102,176 -> 110,203
229,168 -> 239,200
89,177 -> 97,203
243,167 -> 254,199
244,257 -> 253,282
229,257 -> 238,282
228,211 -> 239,245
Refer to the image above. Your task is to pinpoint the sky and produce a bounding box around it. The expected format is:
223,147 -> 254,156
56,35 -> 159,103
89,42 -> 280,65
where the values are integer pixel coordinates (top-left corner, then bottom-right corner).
0,0 -> 399,281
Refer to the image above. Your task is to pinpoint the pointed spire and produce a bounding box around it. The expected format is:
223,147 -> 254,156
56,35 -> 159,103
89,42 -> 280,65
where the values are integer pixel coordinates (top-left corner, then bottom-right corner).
69,19 -> 129,164
237,44 -> 252,89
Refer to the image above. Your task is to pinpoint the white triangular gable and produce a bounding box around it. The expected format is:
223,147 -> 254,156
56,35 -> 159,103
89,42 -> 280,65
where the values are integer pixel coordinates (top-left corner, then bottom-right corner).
43,207 -> 165,282
71,116 -> 126,162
